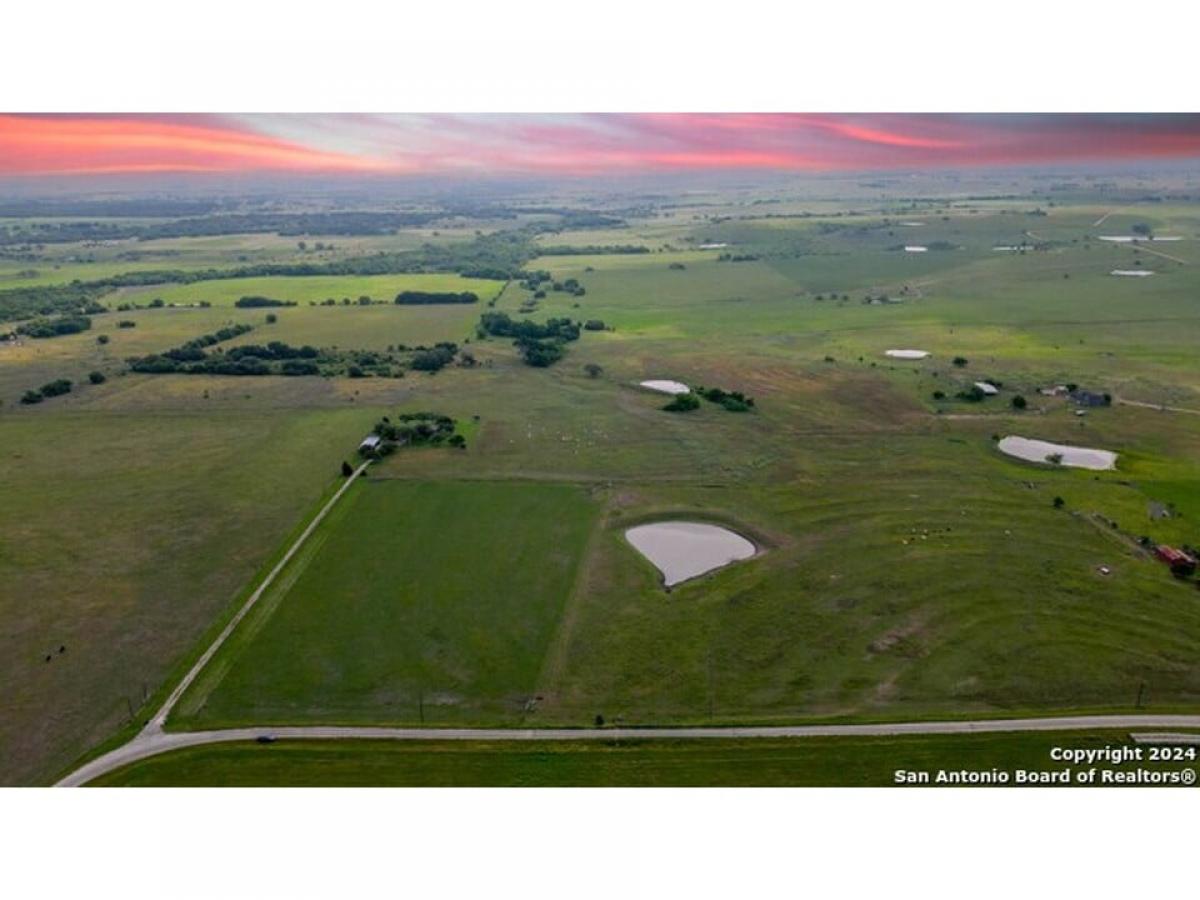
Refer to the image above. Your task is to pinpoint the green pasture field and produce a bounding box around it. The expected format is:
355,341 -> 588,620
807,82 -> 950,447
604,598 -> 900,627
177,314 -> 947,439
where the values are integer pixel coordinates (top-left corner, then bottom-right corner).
89,730 -> 1199,787
5,191 -> 1200,784
0,405 -> 385,785
174,479 -> 601,727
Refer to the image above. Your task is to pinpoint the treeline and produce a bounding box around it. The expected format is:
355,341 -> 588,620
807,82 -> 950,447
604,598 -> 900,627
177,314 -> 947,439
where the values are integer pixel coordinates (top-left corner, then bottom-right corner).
661,385 -> 755,414
695,385 -> 755,412
20,378 -> 72,405
394,290 -> 478,305
234,296 -> 296,308
131,338 -> 324,377
537,244 -> 649,256
0,198 -> 223,218
0,211 -> 444,247
127,324 -> 460,378
15,314 -> 92,338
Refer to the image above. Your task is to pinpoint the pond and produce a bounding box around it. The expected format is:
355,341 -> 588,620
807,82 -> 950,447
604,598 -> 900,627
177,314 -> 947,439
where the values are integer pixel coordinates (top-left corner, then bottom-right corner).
625,521 -> 757,587
639,379 -> 691,395
997,436 -> 1117,470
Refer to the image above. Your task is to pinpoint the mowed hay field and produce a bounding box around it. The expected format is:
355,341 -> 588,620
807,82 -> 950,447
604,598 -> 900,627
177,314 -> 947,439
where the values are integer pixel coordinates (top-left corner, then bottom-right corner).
174,480 -> 600,727
6,193 -> 1200,783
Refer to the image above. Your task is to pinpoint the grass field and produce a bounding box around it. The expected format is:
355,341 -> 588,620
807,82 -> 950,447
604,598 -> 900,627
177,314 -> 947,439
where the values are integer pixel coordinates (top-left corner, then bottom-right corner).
5,184 -> 1200,784
89,730 -> 1199,787
107,271 -> 505,308
0,406 -> 385,785
174,479 -> 601,727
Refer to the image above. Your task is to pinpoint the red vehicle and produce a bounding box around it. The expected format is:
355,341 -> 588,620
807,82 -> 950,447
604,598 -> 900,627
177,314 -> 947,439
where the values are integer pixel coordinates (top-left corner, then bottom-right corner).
1156,545 -> 1197,576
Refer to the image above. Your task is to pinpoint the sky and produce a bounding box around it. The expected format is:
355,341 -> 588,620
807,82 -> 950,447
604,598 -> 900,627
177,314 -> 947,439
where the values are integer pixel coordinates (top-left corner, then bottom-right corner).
3,114 -> 1200,179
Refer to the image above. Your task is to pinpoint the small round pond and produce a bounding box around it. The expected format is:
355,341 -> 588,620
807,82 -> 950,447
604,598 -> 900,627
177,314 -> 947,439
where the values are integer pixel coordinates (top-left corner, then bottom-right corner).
625,521 -> 757,587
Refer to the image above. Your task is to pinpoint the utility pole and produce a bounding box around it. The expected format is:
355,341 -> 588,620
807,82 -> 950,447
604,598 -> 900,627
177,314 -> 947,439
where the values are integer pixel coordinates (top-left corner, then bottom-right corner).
418,688 -> 425,724
1135,681 -> 1147,709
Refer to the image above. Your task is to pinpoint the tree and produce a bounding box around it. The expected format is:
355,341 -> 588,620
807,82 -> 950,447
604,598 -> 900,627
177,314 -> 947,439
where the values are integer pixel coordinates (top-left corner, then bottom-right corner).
952,356 -> 969,367
1011,395 -> 1027,409
298,240 -> 307,251
663,392 -> 701,412
583,363 -> 603,379
88,371 -> 106,384
1053,496 -> 1065,509
931,390 -> 946,400
97,334 -> 110,345
265,313 -> 277,324
341,460 -> 353,477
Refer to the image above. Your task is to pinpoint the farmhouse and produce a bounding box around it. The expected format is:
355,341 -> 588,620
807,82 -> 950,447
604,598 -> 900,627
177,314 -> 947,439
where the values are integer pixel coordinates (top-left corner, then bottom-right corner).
973,381 -> 999,396
358,434 -> 382,455
1070,389 -> 1110,407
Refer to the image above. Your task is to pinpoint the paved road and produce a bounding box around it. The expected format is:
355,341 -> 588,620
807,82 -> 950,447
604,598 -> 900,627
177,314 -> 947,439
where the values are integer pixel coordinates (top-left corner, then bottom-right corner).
57,715 -> 1200,786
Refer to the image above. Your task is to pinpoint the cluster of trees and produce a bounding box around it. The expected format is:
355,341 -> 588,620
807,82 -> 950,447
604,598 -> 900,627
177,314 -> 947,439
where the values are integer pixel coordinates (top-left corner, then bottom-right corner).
477,311 -> 582,367
20,378 -> 72,404
583,319 -> 606,331
717,253 -> 761,262
518,270 -> 587,297
394,290 -> 478,305
15,315 -> 92,338
129,330 -> 324,376
367,412 -> 465,453
663,393 -> 701,412
234,296 -> 295,308
410,343 -> 459,372
695,386 -> 755,412
479,312 -> 580,342
125,325 -> 453,379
